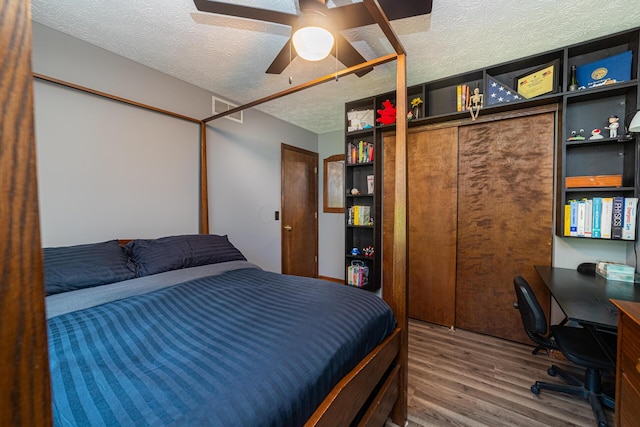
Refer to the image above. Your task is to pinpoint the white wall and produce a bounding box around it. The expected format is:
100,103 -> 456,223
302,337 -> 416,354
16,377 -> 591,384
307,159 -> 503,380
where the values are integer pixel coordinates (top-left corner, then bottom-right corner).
318,131 -> 346,279
32,23 -> 319,273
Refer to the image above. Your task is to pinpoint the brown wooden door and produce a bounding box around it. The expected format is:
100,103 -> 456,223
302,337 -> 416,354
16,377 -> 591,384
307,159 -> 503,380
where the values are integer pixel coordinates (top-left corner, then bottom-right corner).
384,126 -> 458,326
407,127 -> 458,325
281,144 -> 318,277
455,111 -> 554,343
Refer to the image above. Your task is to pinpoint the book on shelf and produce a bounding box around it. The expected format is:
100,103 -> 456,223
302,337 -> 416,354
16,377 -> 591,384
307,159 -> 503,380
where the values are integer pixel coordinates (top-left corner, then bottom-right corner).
600,197 -> 613,239
612,196 -> 624,239
348,205 -> 371,226
347,140 -> 374,165
623,197 -> 638,240
347,261 -> 369,288
592,197 -> 602,238
455,84 -> 471,112
565,196 -> 638,240
584,199 -> 593,238
569,199 -> 578,236
576,199 -> 586,237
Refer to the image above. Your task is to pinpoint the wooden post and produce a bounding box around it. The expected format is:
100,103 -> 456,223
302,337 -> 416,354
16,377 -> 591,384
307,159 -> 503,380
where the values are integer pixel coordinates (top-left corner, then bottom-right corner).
0,0 -> 52,425
390,52 -> 409,425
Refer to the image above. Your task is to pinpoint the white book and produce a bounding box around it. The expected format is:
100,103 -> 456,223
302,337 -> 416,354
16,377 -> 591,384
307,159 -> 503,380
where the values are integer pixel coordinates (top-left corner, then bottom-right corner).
601,197 -> 613,239
584,199 -> 593,238
622,197 -> 638,240
577,200 -> 586,237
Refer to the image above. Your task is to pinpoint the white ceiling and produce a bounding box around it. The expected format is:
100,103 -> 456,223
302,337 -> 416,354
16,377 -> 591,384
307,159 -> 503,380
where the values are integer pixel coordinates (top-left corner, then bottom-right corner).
31,0 -> 640,134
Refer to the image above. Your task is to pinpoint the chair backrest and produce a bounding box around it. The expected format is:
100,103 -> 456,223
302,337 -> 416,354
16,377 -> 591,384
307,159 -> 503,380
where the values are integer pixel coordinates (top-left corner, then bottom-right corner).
513,275 -> 548,335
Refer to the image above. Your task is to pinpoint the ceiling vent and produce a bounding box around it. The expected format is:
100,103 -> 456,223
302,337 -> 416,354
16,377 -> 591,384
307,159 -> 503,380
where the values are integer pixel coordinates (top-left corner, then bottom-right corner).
212,96 -> 243,123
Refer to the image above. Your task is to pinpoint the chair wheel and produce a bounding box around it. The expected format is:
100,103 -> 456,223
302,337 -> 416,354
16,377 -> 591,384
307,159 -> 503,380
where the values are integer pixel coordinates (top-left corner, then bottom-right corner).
531,385 -> 540,394
547,368 -> 556,376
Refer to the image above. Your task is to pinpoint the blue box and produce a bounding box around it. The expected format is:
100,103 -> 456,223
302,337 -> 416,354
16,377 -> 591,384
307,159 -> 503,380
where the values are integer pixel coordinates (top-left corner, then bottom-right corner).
576,50 -> 632,89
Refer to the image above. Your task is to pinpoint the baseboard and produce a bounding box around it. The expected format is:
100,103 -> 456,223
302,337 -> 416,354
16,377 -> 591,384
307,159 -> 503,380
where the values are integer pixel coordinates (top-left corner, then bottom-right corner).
318,275 -> 343,284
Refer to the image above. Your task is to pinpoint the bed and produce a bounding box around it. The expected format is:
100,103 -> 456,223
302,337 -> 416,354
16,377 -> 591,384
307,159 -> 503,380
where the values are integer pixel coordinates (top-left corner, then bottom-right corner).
44,235 -> 399,426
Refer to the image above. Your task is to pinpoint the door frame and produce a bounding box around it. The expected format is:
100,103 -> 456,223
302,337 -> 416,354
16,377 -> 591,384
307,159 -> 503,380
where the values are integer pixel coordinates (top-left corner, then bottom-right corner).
280,143 -> 319,276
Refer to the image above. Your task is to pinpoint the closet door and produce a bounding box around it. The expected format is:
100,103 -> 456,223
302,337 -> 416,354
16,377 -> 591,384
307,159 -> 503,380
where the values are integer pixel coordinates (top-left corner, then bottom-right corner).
407,127 -> 458,325
455,110 -> 554,343
383,126 -> 458,326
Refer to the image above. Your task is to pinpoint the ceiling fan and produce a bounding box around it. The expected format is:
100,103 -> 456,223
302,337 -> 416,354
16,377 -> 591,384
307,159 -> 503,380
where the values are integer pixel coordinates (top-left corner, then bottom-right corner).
193,0 -> 433,77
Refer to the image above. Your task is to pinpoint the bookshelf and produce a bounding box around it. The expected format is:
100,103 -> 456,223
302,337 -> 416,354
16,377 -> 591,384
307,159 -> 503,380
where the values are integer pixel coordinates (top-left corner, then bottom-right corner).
344,98 -> 380,291
345,26 -> 640,247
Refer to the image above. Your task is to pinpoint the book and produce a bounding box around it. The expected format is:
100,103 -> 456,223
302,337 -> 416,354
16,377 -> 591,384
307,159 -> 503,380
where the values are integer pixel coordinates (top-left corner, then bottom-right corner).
569,200 -> 578,236
611,196 -> 624,239
600,198 -> 613,239
456,85 -> 462,112
622,197 -> 638,240
592,197 -> 602,238
584,199 -> 592,238
564,203 -> 571,236
576,199 -> 586,237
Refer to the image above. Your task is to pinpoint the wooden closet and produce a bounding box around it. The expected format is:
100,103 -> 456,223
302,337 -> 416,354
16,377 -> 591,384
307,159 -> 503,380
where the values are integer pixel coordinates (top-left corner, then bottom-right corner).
383,106 -> 555,343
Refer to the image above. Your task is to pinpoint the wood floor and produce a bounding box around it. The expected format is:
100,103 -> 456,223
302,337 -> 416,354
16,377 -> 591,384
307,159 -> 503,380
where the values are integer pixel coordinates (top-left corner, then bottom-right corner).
407,319 -> 615,427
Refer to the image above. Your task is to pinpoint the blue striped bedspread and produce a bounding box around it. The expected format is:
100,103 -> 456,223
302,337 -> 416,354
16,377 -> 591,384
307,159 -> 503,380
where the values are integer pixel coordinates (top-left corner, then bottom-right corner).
48,266 -> 396,426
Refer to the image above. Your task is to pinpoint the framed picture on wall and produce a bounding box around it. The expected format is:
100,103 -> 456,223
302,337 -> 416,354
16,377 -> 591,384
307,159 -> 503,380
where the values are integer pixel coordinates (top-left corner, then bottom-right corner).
324,154 -> 345,213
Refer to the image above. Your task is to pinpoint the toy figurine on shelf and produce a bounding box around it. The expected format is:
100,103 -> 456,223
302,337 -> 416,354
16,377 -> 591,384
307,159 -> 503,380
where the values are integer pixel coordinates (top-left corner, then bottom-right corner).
589,128 -> 604,140
350,188 -> 360,195
605,115 -> 619,138
566,129 -> 586,141
351,247 -> 360,256
363,246 -> 374,257
468,87 -> 483,121
376,99 -> 396,125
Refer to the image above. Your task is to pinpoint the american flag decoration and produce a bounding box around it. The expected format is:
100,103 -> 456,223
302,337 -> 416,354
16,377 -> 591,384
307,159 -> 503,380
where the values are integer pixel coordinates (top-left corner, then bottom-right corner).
487,77 -> 522,105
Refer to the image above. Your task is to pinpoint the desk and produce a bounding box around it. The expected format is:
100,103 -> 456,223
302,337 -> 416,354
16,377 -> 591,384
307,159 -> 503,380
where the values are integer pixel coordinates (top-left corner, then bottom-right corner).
535,265 -> 640,330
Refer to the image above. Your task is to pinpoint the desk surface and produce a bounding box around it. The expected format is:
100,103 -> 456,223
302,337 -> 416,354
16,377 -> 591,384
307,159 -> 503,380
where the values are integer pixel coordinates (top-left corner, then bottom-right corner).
535,265 -> 640,330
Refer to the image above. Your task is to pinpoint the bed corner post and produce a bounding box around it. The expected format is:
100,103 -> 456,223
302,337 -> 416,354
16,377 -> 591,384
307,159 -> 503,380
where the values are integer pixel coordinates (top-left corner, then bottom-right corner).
0,0 -> 53,424
199,121 -> 209,234
389,52 -> 409,426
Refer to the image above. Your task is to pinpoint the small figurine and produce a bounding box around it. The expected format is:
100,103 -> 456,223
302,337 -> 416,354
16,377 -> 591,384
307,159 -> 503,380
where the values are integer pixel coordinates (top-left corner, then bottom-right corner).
566,129 -> 586,141
350,188 -> 360,195
468,87 -> 483,121
589,128 -> 604,140
376,99 -> 396,125
351,247 -> 360,256
362,246 -> 375,257
605,115 -> 619,138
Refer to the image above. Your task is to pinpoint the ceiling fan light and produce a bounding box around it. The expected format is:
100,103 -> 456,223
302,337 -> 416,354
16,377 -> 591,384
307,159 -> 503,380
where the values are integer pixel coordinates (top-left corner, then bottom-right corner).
292,26 -> 334,61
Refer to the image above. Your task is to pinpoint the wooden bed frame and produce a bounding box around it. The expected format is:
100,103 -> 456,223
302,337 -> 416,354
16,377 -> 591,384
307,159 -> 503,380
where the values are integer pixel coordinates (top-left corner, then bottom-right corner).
0,1 -> 409,426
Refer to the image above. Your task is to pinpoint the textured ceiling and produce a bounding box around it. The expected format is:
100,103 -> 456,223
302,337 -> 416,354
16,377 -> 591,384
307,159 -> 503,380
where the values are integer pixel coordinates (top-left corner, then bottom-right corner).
31,0 -> 640,134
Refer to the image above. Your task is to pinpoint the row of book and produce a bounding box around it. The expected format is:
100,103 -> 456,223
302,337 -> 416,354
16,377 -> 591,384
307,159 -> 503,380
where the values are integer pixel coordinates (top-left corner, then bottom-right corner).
456,84 -> 472,112
346,261 -> 369,288
347,140 -> 374,165
347,205 -> 372,226
564,197 -> 638,240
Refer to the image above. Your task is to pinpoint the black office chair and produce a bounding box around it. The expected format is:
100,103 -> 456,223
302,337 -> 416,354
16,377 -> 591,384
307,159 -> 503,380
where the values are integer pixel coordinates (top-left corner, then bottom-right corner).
513,275 -> 616,427
512,275 -> 558,355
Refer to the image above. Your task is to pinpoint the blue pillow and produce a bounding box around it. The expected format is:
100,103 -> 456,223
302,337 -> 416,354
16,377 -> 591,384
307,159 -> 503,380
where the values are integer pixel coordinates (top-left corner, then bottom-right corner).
125,234 -> 246,277
43,240 -> 136,296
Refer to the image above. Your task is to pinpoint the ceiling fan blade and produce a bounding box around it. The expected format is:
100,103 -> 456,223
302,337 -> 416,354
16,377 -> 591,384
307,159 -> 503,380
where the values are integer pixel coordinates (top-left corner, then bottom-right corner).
326,3 -> 376,30
265,39 -> 297,75
327,0 -> 433,30
193,0 -> 298,27
377,0 -> 433,21
333,33 -> 372,77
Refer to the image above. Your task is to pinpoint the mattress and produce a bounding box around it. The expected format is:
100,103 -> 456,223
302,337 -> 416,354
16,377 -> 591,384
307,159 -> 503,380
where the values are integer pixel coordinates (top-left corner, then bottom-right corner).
47,262 -> 396,426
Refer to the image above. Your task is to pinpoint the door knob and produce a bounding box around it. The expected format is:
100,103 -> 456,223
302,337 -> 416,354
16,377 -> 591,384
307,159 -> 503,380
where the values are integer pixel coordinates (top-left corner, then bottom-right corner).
284,225 -> 292,231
